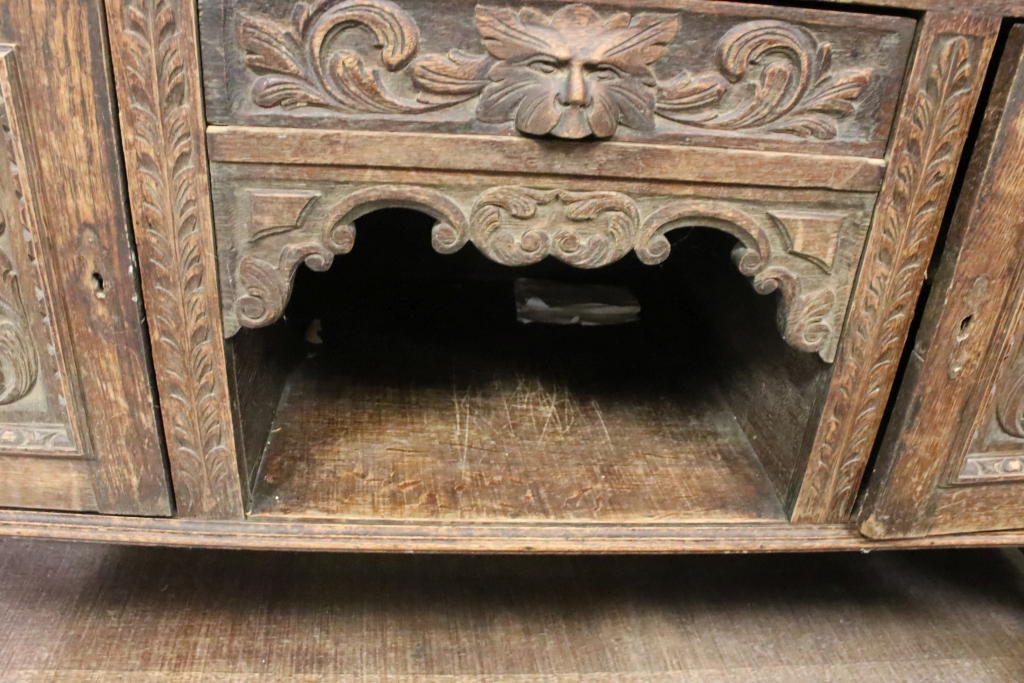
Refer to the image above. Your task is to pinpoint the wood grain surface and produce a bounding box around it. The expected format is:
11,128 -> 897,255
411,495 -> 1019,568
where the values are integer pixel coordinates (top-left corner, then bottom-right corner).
790,13 -> 1000,524
860,27 -> 1024,540
1,539 -> 1023,682
0,0 -> 171,514
206,127 -> 888,192
199,0 -> 915,157
104,0 -> 244,518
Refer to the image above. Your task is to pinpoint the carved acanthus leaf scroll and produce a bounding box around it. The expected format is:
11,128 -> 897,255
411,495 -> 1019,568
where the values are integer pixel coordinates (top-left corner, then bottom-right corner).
656,21 -> 871,139
225,183 -> 848,360
237,1 -> 871,140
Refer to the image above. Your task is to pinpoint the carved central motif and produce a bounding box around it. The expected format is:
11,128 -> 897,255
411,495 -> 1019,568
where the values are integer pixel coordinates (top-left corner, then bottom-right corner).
473,5 -> 676,139
237,0 -> 872,140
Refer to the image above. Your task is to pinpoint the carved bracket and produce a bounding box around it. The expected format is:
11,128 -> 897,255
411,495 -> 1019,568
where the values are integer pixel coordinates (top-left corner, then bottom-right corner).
217,181 -> 868,361
236,0 -> 873,140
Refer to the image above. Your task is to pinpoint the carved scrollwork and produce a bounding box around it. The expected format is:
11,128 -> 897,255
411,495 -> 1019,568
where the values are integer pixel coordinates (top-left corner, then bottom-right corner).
325,185 -> 470,254
469,187 -> 639,267
231,185 -> 468,330
238,0 -> 444,113
753,266 -> 836,354
656,20 -> 871,139
635,201 -> 771,269
224,183 -> 847,360
237,1 -> 872,140
635,200 -> 836,356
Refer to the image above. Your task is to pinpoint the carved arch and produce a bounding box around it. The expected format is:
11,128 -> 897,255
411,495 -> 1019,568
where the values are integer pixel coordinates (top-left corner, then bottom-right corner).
635,200 -> 838,357
325,185 -> 470,255
228,185 -> 469,333
221,183 -> 848,361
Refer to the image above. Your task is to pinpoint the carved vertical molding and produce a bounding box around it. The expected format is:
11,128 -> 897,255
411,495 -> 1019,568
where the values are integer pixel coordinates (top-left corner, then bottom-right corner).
791,14 -> 999,524
106,0 -> 243,517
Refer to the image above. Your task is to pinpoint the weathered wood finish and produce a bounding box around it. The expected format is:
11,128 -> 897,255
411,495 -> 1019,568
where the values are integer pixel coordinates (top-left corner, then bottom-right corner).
206,127 -> 888,192
791,13 -> 999,524
6,507 -> 1024,552
0,0 -> 171,514
104,0 -> 244,518
200,0 -> 916,157
84,0 -> 1024,547
211,165 -> 875,361
860,27 -> 1024,539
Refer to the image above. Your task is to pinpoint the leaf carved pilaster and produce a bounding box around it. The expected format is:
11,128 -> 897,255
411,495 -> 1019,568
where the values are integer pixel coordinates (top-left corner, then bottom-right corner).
107,0 -> 244,517
792,16 -> 999,523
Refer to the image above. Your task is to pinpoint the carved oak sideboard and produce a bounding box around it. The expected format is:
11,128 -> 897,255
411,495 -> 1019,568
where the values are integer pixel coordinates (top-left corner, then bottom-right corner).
2,0 -> 1024,552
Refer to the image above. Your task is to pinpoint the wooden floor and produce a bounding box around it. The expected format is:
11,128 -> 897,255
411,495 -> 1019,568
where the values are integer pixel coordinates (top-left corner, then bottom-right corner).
1,539 -> 1023,682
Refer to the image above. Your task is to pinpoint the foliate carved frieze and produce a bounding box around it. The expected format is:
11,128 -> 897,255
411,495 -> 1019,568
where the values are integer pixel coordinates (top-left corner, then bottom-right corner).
227,0 -> 897,143
215,176 -> 871,361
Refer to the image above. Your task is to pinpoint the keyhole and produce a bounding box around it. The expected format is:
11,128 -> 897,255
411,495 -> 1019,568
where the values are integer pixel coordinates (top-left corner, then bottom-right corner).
91,272 -> 105,299
957,314 -> 974,341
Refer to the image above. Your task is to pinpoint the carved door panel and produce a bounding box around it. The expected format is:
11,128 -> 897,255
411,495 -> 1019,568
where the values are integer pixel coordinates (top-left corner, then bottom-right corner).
0,0 -> 171,514
860,26 -> 1024,539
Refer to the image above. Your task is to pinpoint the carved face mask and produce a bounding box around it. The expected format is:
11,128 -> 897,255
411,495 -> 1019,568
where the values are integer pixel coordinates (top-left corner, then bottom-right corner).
475,4 -> 679,139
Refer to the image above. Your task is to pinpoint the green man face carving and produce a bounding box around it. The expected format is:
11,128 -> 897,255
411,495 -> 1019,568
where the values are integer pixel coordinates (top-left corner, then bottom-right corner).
475,4 -> 679,139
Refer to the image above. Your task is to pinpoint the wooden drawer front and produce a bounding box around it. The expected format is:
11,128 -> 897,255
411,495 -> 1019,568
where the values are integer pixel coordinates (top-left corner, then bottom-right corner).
0,48 -> 86,458
210,163 -> 875,361
200,0 -> 915,156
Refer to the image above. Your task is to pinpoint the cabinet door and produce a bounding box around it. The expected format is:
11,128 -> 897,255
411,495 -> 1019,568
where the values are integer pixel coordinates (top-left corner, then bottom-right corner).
0,0 -> 171,515
860,26 -> 1024,539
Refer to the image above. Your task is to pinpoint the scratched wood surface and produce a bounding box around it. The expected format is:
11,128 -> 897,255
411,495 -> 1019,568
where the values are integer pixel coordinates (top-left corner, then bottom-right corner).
251,226 -> 784,521
2,539 -> 1024,682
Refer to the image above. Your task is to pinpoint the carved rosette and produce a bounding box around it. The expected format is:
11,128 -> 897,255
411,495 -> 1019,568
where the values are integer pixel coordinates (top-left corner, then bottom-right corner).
237,1 -> 873,140
223,182 -> 852,361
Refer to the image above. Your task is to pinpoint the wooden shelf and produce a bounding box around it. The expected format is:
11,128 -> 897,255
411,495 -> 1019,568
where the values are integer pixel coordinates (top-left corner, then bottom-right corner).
248,261 -> 787,524
251,350 -> 785,523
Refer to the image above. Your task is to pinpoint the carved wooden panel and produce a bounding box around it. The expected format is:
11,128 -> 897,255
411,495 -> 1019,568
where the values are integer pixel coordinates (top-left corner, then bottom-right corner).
200,0 -> 915,155
106,0 -> 245,518
0,47 -> 87,458
210,163 -> 875,362
792,14 -> 999,524
956,314 -> 1024,483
